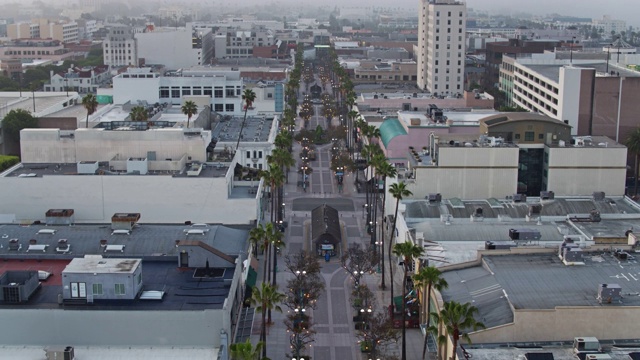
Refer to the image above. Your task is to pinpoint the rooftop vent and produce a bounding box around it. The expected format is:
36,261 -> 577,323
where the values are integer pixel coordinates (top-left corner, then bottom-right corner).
45,346 -> 75,360
593,191 -> 605,201
77,161 -> 98,174
597,283 -> 622,304
509,228 -> 541,241
540,191 -> 555,200
427,193 -> 442,203
513,194 -> 527,203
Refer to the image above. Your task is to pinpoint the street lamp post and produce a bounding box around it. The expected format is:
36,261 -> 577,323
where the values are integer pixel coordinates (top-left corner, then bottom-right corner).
292,270 -> 307,360
569,36 -> 576,65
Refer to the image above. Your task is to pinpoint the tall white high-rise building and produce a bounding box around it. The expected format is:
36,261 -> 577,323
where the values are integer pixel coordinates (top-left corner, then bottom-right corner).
417,0 -> 467,95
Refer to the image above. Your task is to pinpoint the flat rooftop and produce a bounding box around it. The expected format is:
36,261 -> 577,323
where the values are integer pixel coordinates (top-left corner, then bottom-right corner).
212,115 -> 274,143
0,224 -> 248,258
441,253 -> 640,329
465,346 -> 640,360
5,162 -> 229,178
47,103 -> 105,125
0,260 -> 236,310
0,346 -> 218,360
404,196 -> 640,220
0,93 -> 75,116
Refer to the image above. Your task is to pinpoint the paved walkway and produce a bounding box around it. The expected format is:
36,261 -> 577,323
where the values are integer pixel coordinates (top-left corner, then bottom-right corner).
248,83 -> 427,360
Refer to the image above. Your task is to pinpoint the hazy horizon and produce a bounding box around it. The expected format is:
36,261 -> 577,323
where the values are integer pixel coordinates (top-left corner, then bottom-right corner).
0,0 -> 638,27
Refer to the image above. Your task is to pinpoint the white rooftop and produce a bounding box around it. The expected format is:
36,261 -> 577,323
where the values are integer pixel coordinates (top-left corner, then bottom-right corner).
63,257 -> 141,274
0,346 -> 218,360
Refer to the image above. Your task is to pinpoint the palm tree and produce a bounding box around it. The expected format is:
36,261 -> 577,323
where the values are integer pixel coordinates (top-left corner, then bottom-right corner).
82,93 -> 98,128
129,106 -> 148,121
229,339 -> 265,360
393,241 -> 424,360
250,282 -> 285,359
429,301 -> 485,360
249,225 -> 266,261
251,224 -> 271,283
235,88 -> 257,153
267,148 -> 295,183
626,127 -> 640,195
413,266 -> 449,359
181,100 -> 198,128
268,226 -> 285,323
388,183 -> 413,319
376,161 -> 397,290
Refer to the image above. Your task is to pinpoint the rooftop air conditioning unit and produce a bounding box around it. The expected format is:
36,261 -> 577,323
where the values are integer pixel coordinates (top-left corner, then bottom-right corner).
593,191 -> 605,201
540,191 -> 554,200
45,346 -> 75,360
513,194 -> 526,203
597,283 -> 621,304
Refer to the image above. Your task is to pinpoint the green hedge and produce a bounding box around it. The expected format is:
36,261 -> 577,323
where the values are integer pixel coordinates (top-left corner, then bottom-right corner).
0,155 -> 19,172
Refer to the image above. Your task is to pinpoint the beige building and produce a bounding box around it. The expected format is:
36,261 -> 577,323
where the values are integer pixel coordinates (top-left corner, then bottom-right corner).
0,39 -> 74,62
353,60 -> 417,83
417,0 -> 467,94
7,19 -> 78,43
406,113 -> 627,199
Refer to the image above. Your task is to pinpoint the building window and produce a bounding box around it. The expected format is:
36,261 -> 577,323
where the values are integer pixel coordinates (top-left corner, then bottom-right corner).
193,87 -> 202,95
92,283 -> 103,295
258,151 -> 263,158
204,87 -> 212,96
160,87 -> 169,98
171,87 -> 180,98
214,104 -> 223,112
115,284 -> 125,295
515,134 -> 521,140
538,133 -> 544,140
182,87 -> 191,96
225,104 -> 234,112
246,151 -> 251,159
214,87 -> 223,98
525,132 -> 535,141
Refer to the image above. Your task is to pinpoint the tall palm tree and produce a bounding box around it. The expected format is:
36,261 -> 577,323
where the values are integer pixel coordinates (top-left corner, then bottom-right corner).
129,106 -> 148,121
82,93 -> 98,128
181,100 -> 198,128
250,282 -> 285,359
249,224 -> 265,261
267,148 -> 295,183
388,183 -> 413,319
413,266 -> 449,359
626,127 -> 640,195
375,161 -> 397,290
251,224 -> 270,283
229,339 -> 265,360
429,301 -> 485,360
393,241 -> 424,360
235,88 -> 257,153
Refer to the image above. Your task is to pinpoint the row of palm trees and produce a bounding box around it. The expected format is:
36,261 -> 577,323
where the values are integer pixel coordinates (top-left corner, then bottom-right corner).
233,45 -> 305,360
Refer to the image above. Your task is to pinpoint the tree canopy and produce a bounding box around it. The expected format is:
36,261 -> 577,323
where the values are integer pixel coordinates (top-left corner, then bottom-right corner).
2,109 -> 38,141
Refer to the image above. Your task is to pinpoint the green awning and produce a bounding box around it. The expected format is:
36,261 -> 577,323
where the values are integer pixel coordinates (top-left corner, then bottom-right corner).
393,295 -> 404,309
379,118 -> 408,148
245,267 -> 258,288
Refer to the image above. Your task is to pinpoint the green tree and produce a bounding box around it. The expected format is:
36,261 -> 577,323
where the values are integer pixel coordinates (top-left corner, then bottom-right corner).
388,182 -> 413,318
82,93 -> 98,128
1,109 -> 38,141
413,266 -> 449,359
267,147 -> 295,183
249,224 -> 266,261
181,100 -> 198,128
229,339 -> 265,360
129,106 -> 148,121
626,128 -> 640,195
429,301 -> 485,360
250,282 -> 285,359
235,88 -> 257,152
393,241 -> 424,360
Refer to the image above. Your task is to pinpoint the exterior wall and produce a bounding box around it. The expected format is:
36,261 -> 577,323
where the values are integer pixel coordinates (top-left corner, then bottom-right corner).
512,62 -> 561,119
0,42 -> 73,62
469,306 -> 640,344
590,76 -> 640,143
112,71 -> 244,115
177,245 -> 234,268
557,66 -> 584,131
354,62 -> 417,83
136,28 -> 213,69
409,147 -> 519,199
63,266 -> 143,300
0,175 -> 257,224
546,146 -> 627,196
0,308 -> 226,347
103,26 -> 138,67
20,128 -> 209,164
